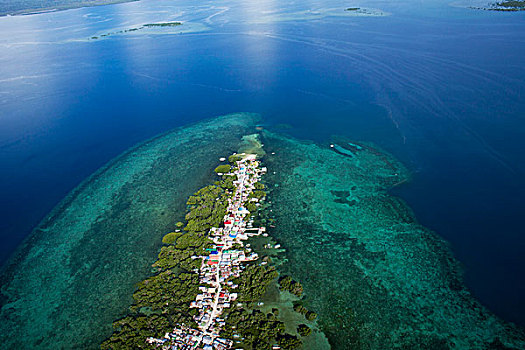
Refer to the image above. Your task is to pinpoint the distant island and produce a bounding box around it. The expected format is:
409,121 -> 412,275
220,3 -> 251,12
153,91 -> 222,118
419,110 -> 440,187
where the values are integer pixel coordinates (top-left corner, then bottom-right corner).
490,0 -> 525,10
91,22 -> 183,40
465,0 -> 525,11
0,0 -> 137,17
143,22 -> 183,27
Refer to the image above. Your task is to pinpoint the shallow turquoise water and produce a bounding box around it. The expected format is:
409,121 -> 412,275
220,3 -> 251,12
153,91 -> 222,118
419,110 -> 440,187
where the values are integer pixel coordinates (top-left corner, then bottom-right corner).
0,113 -> 259,349
261,131 -> 525,348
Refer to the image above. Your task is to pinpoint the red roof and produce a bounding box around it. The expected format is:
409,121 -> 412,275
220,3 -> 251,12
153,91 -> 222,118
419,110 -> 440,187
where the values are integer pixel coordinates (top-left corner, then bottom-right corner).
224,220 -> 232,225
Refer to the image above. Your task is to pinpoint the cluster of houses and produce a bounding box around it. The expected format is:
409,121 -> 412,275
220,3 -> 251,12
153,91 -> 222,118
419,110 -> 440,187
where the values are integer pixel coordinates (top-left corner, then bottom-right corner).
147,154 -> 267,349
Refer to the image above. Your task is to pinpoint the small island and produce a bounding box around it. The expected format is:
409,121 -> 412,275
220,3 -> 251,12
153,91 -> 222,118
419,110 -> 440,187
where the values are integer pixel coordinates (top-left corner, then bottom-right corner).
491,0 -> 525,10
143,22 -> 183,27
91,22 -> 184,40
466,0 -> 525,11
101,147 -> 315,349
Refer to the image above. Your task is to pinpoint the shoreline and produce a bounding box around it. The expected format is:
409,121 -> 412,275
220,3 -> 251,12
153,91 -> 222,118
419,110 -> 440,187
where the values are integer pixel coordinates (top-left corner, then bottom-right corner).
0,113 -> 261,349
0,0 -> 139,17
102,142 -> 321,349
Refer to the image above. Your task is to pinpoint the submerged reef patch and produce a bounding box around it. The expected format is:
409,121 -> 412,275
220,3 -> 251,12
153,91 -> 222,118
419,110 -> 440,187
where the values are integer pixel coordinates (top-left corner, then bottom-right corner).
262,131 -> 525,349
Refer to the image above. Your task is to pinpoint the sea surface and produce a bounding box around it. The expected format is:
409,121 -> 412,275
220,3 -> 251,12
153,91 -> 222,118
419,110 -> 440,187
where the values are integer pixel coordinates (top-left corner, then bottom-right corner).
0,0 -> 524,335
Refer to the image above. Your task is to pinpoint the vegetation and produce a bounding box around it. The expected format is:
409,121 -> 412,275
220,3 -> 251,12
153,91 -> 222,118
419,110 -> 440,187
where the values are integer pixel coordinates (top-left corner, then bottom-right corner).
293,303 -> 317,321
219,174 -> 237,190
293,303 -> 308,314
297,324 -> 312,337
306,311 -> 318,321
214,164 -> 232,174
143,22 -> 183,27
221,309 -> 301,349
229,154 -> 243,163
278,276 -> 304,297
498,0 -> 525,7
101,157 -> 310,350
184,185 -> 229,233
231,263 -> 278,306
245,202 -> 258,213
101,181 -> 230,349
277,334 -> 302,349
161,231 -> 182,245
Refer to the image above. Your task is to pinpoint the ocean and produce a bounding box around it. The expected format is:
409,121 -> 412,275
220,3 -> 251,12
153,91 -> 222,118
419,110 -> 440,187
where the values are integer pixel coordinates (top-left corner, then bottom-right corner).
0,0 -> 524,333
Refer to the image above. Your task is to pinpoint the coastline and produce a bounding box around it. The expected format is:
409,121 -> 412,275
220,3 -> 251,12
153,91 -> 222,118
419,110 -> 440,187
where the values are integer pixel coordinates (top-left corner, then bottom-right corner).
0,0 -> 139,17
1,114 -> 523,349
0,113 -> 261,349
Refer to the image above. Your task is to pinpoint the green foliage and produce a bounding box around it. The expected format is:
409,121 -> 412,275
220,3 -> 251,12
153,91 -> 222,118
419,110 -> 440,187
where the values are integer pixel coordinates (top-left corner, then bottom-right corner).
297,324 -> 312,337
214,164 -> 231,173
293,303 -> 308,315
276,333 -> 303,349
184,185 -> 229,233
100,315 -> 169,350
292,301 -> 317,321
279,276 -> 303,297
101,184 -> 227,349
292,302 -> 317,320
306,311 -> 318,321
219,174 -> 237,190
161,232 -> 182,245
221,309 -> 294,349
143,22 -> 182,27
245,202 -> 257,213
249,190 -> 266,201
153,245 -> 202,272
101,271 -> 199,349
232,264 -> 278,306
175,232 -> 209,250
228,154 -> 243,163
254,182 -> 265,190
497,0 -> 525,7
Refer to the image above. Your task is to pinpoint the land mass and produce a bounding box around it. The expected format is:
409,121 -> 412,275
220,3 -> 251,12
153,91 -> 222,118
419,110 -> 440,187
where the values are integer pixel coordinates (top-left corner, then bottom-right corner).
90,22 -> 183,40
463,0 -> 525,11
0,0 -> 137,17
491,0 -> 525,10
102,145 -> 317,349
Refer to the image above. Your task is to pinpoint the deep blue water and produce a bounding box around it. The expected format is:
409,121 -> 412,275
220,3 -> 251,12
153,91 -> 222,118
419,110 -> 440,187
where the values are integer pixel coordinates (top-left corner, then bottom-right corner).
1,0 -> 524,326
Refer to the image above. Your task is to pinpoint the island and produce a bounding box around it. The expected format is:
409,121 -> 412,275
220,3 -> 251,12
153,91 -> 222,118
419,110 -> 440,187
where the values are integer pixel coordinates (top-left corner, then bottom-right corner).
101,150 -> 314,349
491,0 -> 525,10
91,22 -> 183,40
464,0 -> 525,11
0,0 -> 137,17
2,113 -> 524,349
143,22 -> 183,27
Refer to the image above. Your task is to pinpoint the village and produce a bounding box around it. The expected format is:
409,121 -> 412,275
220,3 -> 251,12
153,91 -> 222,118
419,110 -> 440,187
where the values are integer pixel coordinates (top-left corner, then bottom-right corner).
147,153 -> 268,350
